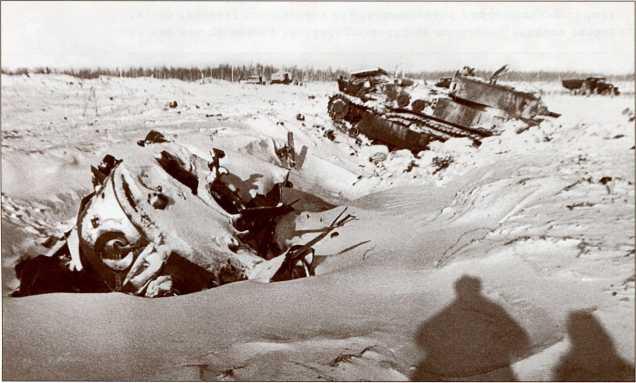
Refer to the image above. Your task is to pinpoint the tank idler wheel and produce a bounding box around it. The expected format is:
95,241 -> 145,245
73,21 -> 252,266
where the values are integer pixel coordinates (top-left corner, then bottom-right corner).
328,98 -> 350,121
348,124 -> 360,138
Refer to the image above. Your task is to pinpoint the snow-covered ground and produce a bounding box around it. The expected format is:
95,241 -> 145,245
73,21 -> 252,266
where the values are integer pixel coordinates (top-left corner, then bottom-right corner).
2,74 -> 634,380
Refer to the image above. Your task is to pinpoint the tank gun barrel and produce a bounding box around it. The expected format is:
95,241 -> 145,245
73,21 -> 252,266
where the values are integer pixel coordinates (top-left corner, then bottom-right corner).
489,64 -> 509,84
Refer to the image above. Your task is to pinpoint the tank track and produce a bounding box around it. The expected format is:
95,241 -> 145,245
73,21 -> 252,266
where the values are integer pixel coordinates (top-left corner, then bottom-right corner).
327,93 -> 490,149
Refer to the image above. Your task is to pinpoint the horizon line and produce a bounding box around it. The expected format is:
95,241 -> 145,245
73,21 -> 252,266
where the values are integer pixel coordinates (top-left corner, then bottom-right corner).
2,65 -> 634,76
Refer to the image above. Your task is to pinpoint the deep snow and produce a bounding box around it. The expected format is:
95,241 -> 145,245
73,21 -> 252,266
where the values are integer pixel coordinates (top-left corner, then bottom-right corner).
1,74 -> 634,380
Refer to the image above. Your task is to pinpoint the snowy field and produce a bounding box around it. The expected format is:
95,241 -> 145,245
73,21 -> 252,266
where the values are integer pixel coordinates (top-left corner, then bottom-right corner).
2,74 -> 634,380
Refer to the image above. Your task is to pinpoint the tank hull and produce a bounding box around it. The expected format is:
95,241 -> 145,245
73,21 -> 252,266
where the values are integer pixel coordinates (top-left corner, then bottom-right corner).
449,75 -> 542,119
432,97 -> 507,133
327,67 -> 558,151
328,94 -> 489,151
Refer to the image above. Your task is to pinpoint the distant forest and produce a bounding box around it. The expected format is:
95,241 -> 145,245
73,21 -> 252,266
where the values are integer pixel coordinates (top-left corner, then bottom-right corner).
1,64 -> 633,82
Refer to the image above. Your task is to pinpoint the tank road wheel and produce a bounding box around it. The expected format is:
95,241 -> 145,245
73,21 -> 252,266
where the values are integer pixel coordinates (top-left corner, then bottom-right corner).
397,91 -> 411,108
327,95 -> 350,121
411,99 -> 428,113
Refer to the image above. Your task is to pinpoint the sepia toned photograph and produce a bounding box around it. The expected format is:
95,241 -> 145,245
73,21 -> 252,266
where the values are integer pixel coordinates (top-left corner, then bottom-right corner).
1,1 -> 634,381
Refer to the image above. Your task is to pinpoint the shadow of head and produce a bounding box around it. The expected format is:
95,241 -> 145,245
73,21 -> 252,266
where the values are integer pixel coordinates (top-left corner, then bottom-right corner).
454,275 -> 482,299
555,310 -> 635,381
567,311 -> 613,350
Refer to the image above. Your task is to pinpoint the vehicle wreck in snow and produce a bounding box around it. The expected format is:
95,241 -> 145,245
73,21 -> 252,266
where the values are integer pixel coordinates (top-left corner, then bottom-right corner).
270,71 -> 293,85
561,77 -> 620,96
327,65 -> 560,152
12,131 -> 357,297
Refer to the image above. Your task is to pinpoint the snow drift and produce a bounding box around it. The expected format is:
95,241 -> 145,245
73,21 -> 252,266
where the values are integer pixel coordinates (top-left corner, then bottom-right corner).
1,74 -> 634,381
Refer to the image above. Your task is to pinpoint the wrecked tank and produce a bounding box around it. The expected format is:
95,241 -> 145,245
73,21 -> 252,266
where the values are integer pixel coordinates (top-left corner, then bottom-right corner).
562,77 -> 620,96
327,66 -> 559,152
435,77 -> 452,89
11,131 -> 355,297
270,71 -> 293,85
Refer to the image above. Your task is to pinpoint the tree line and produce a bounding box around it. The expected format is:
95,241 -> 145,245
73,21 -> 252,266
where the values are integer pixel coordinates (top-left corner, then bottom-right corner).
1,64 -> 632,83
0,64 -> 349,82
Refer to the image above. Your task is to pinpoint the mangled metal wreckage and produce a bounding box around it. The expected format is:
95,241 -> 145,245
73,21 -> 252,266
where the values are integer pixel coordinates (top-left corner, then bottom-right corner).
327,65 -> 560,152
13,132 -> 356,297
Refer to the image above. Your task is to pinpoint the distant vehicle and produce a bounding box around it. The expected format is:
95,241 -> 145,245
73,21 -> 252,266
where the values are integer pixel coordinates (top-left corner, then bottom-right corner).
435,77 -> 452,88
562,77 -> 620,96
241,75 -> 264,85
270,71 -> 293,85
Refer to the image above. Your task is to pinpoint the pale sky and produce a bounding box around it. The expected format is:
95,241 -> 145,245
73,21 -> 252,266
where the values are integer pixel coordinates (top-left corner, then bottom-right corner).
2,1 -> 634,73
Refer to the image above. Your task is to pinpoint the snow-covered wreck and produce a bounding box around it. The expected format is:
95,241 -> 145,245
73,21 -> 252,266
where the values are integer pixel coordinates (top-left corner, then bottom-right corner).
13,131 -> 355,297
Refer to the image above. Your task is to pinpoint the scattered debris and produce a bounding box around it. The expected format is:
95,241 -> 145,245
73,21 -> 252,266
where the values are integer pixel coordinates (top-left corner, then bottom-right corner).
324,129 -> 336,141
561,177 -> 593,192
432,156 -> 453,175
90,153 -> 120,184
329,345 -> 377,367
274,131 -> 308,170
566,202 -> 596,210
148,192 -> 171,210
369,152 -> 387,165
404,160 -> 419,173
137,130 -> 170,147
269,207 -> 357,282
598,176 -> 614,194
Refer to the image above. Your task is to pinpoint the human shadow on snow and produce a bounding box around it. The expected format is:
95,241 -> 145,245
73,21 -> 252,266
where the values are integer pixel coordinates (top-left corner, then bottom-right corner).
554,310 -> 634,381
411,275 -> 530,381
